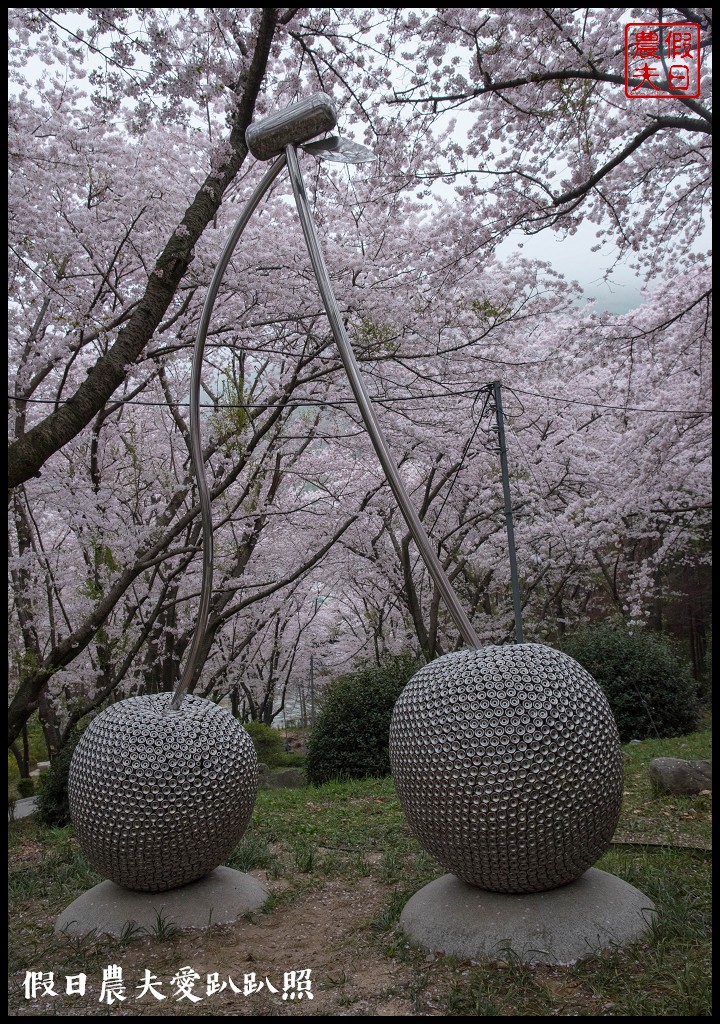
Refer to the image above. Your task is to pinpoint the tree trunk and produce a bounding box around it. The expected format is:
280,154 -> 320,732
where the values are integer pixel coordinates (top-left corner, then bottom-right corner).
7,9 -> 281,491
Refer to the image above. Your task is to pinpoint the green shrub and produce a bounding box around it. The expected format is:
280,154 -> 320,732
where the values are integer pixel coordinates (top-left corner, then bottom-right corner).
8,714 -> 49,784
244,721 -> 286,767
35,731 -> 81,828
16,778 -> 35,798
306,653 -> 420,786
273,750 -> 307,768
559,624 -> 700,743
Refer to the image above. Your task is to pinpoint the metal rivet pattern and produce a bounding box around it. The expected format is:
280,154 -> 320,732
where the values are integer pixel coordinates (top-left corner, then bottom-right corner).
68,693 -> 257,892
389,644 -> 623,894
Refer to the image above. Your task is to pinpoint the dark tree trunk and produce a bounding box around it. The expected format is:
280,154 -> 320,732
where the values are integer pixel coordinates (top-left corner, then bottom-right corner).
7,9 -> 281,491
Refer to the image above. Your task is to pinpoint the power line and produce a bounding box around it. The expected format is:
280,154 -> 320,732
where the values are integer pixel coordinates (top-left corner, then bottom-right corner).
7,388 -> 481,410
7,387 -> 711,417
505,385 -> 710,417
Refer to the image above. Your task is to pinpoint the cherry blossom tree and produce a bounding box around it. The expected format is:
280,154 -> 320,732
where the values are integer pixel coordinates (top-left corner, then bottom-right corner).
387,7 -> 712,275
7,6 -> 405,745
8,6 -> 409,489
320,255 -> 711,660
8,8 -> 712,750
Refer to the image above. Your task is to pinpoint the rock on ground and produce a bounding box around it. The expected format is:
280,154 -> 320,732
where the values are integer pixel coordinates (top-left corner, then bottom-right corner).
648,757 -> 711,795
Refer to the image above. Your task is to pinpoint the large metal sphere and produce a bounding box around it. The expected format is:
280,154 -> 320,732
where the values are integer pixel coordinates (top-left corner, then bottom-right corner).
389,644 -> 623,894
68,693 -> 258,892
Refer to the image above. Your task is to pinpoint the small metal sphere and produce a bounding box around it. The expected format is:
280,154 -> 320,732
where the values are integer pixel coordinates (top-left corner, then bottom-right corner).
68,693 -> 258,892
389,644 -> 623,894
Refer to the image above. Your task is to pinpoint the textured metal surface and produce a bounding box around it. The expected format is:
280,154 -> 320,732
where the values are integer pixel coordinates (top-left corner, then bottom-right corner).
68,694 -> 258,892
246,92 -> 337,161
285,143 -> 481,648
170,154 -> 287,710
301,137 -> 376,163
389,644 -> 623,894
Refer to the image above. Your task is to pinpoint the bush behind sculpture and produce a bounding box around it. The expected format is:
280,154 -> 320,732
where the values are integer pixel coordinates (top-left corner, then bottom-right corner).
244,721 -> 286,766
559,624 -> 700,742
35,730 -> 82,828
16,777 -> 35,798
306,653 -> 420,785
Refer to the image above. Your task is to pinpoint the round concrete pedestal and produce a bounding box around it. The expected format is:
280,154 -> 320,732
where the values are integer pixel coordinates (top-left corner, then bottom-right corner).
399,868 -> 656,965
55,867 -> 267,937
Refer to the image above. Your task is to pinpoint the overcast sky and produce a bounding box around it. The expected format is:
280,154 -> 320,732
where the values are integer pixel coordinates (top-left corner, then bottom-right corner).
495,223 -> 646,314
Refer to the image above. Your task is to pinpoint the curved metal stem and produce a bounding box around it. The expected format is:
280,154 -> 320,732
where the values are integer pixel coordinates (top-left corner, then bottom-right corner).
285,144 -> 481,648
169,154 -> 288,711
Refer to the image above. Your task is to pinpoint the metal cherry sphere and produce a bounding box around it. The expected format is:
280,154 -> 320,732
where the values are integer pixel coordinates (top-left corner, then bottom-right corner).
68,693 -> 258,892
389,644 -> 623,894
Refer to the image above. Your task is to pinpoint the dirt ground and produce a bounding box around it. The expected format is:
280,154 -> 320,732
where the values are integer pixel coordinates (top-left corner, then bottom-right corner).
9,869 -> 450,1017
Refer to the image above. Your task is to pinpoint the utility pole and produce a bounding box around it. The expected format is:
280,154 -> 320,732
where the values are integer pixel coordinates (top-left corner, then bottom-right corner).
492,381 -> 524,643
308,593 -> 321,730
299,685 -> 306,731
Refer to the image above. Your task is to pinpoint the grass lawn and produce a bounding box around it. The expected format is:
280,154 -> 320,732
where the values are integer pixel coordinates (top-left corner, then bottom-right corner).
7,728 -> 711,1016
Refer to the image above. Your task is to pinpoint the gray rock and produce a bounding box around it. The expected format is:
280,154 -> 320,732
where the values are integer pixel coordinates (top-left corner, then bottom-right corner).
8,796 -> 37,820
258,766 -> 307,789
648,757 -> 711,795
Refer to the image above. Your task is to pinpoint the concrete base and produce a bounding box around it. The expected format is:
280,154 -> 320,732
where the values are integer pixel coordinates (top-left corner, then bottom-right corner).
55,866 -> 268,937
399,868 -> 656,965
